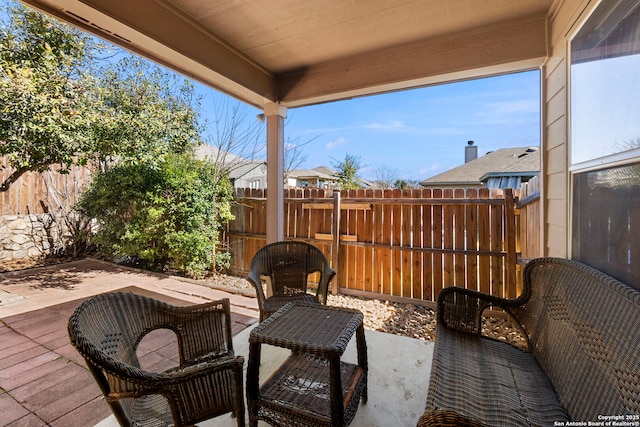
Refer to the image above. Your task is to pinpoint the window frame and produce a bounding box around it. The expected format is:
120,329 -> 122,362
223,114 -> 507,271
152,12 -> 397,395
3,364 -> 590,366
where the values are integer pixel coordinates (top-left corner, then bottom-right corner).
567,0 -> 640,288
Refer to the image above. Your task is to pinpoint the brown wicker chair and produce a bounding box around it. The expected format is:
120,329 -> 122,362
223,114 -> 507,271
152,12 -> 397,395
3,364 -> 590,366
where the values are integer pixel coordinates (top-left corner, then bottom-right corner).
68,292 -> 245,427
247,241 -> 336,322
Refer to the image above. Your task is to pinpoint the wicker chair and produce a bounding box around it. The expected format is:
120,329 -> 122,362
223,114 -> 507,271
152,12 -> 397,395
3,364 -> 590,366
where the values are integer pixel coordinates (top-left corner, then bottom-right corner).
247,241 -> 336,322
68,292 -> 245,427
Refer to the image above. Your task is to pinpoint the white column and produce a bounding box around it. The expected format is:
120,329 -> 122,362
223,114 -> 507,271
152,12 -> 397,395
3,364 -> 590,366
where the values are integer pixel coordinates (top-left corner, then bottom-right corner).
264,102 -> 287,244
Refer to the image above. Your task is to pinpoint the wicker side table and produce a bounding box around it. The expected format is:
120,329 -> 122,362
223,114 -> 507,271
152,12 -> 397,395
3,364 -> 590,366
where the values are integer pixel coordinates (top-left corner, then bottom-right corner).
247,302 -> 368,427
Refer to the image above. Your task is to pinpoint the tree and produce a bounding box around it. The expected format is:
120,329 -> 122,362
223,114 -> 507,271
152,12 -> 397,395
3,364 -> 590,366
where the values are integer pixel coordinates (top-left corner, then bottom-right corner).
331,153 -> 363,190
393,179 -> 421,189
91,56 -> 201,168
0,3 -> 99,191
373,165 -> 398,189
77,153 -> 234,277
0,4 -> 201,191
195,97 -> 263,184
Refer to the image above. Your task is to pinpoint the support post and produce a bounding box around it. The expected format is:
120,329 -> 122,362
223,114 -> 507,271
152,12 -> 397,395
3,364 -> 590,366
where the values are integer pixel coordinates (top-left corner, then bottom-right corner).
331,191 -> 341,294
264,102 -> 287,244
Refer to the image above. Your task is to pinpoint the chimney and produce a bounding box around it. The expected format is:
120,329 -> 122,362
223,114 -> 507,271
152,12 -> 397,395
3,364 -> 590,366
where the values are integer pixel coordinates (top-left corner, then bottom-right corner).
465,140 -> 478,163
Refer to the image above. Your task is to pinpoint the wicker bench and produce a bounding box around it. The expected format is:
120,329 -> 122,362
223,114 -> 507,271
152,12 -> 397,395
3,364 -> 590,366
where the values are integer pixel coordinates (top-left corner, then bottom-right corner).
419,257 -> 640,427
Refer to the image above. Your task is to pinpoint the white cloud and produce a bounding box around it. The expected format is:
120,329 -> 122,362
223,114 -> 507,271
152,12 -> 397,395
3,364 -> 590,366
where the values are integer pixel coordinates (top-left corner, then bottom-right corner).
476,99 -> 539,126
363,120 -> 407,130
326,137 -> 347,150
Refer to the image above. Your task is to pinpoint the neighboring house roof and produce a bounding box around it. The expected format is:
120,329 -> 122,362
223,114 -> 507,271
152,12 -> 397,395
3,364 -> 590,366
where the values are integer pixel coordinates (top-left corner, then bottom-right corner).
194,144 -> 266,180
194,144 -> 244,165
227,161 -> 266,180
420,147 -> 540,187
311,166 -> 337,177
288,167 -> 336,181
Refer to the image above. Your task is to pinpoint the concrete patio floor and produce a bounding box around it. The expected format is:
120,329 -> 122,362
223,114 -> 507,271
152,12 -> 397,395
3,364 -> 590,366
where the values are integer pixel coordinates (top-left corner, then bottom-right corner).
0,258 -> 433,426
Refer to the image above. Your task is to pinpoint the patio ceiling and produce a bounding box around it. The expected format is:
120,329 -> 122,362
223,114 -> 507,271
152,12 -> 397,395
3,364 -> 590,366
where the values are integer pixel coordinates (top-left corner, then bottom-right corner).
20,0 -> 553,110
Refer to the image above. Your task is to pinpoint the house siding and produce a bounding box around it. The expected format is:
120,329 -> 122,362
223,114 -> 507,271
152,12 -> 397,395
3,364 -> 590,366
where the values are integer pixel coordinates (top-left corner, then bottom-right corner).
233,164 -> 267,189
542,0 -> 593,257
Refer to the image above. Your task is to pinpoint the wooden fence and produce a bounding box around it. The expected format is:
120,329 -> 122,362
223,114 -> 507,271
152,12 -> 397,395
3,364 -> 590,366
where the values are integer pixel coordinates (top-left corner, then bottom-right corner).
0,158 -> 94,215
227,187 -> 520,305
515,176 -> 541,261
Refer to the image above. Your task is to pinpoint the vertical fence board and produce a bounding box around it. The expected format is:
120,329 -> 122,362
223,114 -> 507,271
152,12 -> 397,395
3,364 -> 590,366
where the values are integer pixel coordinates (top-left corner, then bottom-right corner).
421,189 -> 433,301
363,189 -> 375,292
381,189 -> 393,295
371,190 -> 384,293
411,189 -> 423,299
353,189 -> 367,290
490,190 -> 504,296
400,190 -> 413,298
432,189 -> 444,299
503,188 -> 517,298
465,188 -> 479,291
390,189 -> 401,296
478,188 -> 491,294
453,189 -> 466,288
442,189 -> 454,289
346,191 -> 358,290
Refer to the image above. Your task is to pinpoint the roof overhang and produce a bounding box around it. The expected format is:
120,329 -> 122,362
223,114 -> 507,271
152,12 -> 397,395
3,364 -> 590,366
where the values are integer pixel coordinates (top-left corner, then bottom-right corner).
480,171 -> 540,181
20,0 -> 552,110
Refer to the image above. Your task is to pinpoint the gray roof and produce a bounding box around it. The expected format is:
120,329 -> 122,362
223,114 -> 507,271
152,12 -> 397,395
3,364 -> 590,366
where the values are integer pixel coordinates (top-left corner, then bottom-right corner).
288,166 -> 337,180
228,161 -> 265,180
194,144 -> 265,180
421,147 -> 540,186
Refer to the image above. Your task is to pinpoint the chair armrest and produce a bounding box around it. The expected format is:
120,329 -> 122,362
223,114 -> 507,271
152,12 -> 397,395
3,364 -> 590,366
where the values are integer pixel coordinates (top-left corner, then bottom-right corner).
316,265 -> 336,304
247,270 -> 267,303
437,287 -> 526,335
104,355 -> 245,398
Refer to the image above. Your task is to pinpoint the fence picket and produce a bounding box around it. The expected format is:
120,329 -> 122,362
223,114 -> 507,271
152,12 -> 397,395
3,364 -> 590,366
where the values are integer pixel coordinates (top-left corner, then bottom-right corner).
465,188 -> 479,291
490,189 -> 504,296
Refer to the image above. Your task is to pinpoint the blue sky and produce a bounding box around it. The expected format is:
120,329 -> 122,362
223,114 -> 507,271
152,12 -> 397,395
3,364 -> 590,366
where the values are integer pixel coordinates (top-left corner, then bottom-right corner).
198,71 -> 541,182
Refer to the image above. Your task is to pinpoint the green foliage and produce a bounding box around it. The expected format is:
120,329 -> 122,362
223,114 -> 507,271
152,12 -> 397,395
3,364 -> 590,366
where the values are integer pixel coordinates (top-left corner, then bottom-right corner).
0,4 -> 201,191
77,153 -> 234,277
0,3 -> 98,189
91,57 -> 202,166
331,153 -> 363,190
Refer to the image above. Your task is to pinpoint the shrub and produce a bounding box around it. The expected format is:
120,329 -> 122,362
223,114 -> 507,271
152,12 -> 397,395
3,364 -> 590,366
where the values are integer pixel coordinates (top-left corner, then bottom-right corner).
77,153 -> 233,277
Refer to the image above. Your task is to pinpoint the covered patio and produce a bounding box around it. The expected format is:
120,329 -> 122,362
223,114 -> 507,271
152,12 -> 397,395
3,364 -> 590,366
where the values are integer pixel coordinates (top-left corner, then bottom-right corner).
4,0 -> 639,424
0,259 -> 433,426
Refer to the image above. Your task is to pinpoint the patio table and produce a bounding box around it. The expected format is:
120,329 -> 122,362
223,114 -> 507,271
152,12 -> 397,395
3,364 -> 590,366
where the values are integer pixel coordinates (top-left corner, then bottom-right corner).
247,302 -> 367,427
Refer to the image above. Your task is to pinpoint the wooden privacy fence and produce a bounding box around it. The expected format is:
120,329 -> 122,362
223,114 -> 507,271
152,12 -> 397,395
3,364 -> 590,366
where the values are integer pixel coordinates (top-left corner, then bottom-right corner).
227,187 -> 520,305
515,176 -> 541,261
0,158 -> 94,215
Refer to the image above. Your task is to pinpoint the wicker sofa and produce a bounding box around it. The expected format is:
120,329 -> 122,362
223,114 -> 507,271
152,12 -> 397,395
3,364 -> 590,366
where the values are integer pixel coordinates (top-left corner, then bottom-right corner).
419,257 -> 640,427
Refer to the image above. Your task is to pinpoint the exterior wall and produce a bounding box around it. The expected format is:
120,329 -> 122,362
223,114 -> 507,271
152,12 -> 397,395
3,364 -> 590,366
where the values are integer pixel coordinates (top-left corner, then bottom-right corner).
234,165 -> 267,189
542,0 -> 592,257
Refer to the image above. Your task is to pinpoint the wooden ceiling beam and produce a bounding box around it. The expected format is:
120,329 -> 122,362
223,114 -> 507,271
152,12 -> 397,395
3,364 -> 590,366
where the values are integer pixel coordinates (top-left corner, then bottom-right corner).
276,14 -> 549,107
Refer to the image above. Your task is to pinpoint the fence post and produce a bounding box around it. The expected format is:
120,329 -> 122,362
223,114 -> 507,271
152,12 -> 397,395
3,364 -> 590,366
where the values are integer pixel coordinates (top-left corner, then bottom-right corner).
331,191 -> 341,294
503,188 -> 518,297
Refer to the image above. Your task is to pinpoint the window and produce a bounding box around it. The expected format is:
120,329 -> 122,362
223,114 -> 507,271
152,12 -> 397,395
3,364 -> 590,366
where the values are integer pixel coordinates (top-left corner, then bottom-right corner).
572,163 -> 640,289
570,1 -> 640,166
570,0 -> 640,290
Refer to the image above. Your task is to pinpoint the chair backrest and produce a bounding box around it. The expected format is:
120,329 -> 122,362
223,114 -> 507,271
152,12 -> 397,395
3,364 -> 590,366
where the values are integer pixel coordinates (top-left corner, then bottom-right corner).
515,258 -> 640,420
68,292 -> 236,426
249,241 -> 333,299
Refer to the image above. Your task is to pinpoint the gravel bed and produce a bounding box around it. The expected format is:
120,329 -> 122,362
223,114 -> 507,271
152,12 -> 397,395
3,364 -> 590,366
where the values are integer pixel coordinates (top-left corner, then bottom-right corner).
205,271 -> 527,347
